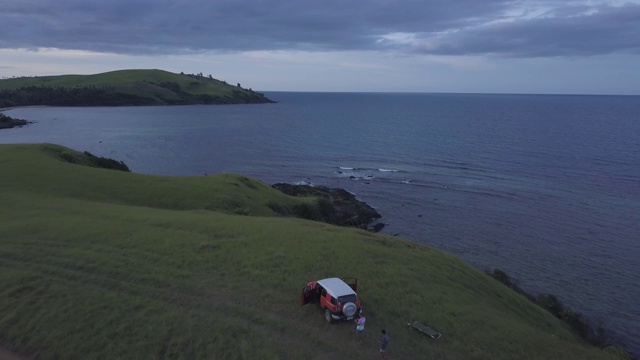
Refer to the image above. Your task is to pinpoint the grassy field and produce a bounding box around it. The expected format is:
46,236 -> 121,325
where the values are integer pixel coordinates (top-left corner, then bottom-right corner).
0,69 -> 272,106
0,144 -> 629,359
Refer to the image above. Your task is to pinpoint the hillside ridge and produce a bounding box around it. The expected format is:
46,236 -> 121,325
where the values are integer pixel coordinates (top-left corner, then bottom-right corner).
0,69 -> 274,107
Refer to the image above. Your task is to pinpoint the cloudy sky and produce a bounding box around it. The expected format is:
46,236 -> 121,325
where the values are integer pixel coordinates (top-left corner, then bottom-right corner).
1,0 -> 639,94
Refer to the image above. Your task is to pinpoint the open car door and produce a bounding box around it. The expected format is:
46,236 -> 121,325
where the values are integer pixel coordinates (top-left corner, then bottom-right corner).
342,277 -> 358,292
300,283 -> 315,306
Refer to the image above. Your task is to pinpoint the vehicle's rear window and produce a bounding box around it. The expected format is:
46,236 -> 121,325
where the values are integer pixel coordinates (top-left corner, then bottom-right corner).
338,294 -> 357,304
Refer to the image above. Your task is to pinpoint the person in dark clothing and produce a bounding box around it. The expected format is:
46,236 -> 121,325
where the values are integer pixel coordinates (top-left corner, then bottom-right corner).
379,329 -> 389,359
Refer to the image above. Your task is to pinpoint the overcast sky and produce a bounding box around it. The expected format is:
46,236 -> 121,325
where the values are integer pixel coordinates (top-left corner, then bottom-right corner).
2,0 -> 639,94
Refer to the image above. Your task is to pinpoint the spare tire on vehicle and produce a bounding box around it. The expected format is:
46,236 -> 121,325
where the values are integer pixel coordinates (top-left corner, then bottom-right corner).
342,302 -> 357,317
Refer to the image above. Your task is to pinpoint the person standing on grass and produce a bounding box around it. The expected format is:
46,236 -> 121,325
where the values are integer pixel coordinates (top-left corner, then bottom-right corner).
379,329 -> 389,359
355,312 -> 366,342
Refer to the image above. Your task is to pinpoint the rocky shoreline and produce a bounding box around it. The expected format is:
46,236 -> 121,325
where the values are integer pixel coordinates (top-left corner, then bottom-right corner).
0,113 -> 31,129
272,183 -> 384,232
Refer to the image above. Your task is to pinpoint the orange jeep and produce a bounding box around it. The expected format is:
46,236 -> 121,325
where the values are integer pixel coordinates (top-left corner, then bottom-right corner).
301,277 -> 361,322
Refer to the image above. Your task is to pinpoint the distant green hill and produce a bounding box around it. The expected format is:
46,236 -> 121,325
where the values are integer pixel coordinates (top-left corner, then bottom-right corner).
0,143 -> 630,360
0,69 -> 274,107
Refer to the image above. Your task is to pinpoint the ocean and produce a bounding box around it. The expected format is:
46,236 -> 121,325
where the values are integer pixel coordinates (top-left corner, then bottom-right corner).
2,92 -> 639,354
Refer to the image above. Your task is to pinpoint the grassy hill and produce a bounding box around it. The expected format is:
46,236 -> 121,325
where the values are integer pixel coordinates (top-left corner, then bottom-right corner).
0,69 -> 274,107
0,144 -> 629,360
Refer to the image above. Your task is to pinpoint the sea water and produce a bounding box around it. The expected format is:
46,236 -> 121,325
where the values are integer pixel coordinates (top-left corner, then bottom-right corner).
2,92 -> 639,354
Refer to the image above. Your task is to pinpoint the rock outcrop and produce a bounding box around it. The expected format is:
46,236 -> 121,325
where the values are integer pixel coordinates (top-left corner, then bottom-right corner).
272,183 -> 384,232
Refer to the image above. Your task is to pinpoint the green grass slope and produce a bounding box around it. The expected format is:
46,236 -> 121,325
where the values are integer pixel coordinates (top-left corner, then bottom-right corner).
0,144 -> 628,360
0,69 -> 273,106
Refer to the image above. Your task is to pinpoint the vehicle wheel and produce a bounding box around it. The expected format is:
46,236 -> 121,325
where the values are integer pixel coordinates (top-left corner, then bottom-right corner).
324,309 -> 333,323
342,302 -> 357,317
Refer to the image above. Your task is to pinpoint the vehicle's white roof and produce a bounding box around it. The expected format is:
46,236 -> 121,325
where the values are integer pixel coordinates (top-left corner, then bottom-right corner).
317,278 -> 356,298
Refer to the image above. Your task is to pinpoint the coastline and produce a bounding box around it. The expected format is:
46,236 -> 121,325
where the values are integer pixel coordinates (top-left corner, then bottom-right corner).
2,102 -> 636,358
276,180 -> 635,358
0,112 -> 32,129
1,141 -> 636,358
272,182 -> 383,231
0,105 -> 49,112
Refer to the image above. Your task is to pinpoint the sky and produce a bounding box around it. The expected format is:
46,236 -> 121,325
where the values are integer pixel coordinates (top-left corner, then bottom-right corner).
1,0 -> 639,94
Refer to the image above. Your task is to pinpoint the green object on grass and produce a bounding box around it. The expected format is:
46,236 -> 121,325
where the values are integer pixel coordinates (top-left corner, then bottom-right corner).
408,321 -> 442,339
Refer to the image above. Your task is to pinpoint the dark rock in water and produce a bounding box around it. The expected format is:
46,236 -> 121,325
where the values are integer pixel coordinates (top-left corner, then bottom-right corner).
272,183 -> 382,231
0,113 -> 31,129
371,222 -> 385,232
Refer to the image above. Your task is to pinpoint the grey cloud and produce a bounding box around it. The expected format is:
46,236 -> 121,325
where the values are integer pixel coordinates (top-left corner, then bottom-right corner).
414,3 -> 640,57
1,0 -> 638,57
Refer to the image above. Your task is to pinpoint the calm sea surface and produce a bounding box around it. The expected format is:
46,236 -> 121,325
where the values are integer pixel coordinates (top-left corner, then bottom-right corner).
2,92 -> 639,354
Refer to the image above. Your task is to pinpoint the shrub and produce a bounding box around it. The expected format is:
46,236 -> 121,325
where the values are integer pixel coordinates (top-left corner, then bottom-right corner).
488,269 -> 609,348
291,203 -> 321,221
83,151 -> 130,172
317,197 -> 336,221
266,202 -> 291,216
